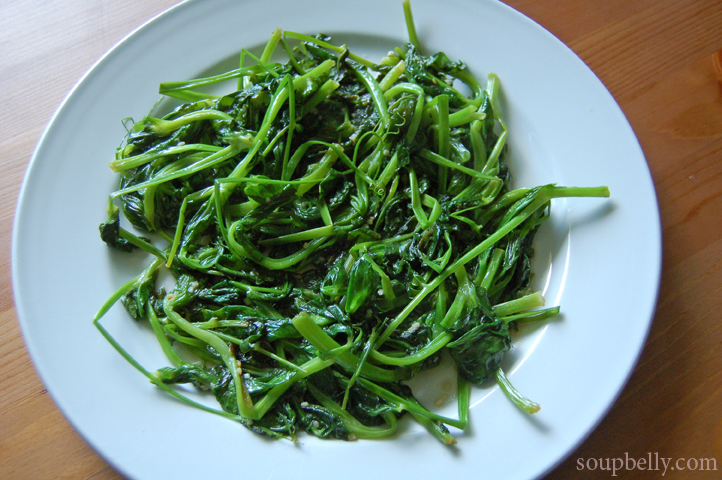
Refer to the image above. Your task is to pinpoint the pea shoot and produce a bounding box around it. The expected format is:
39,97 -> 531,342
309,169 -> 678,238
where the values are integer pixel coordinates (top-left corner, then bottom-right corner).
96,1 -> 608,444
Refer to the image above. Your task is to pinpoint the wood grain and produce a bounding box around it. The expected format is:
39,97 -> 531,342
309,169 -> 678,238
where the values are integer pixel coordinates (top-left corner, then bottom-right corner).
2,1 -> 721,479
0,3 -> 178,479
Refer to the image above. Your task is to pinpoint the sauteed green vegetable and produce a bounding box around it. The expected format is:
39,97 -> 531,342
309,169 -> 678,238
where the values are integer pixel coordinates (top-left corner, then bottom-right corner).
95,0 -> 609,444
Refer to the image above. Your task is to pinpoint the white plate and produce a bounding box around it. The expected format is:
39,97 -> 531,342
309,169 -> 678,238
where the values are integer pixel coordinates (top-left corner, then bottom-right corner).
13,0 -> 661,479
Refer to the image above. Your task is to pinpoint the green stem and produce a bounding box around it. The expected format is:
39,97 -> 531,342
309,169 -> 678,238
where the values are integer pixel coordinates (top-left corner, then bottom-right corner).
493,291 -> 545,317
495,367 -> 540,414
291,312 -> 401,383
403,0 -> 421,52
164,299 -> 256,419
307,383 -> 398,439
369,332 -> 452,366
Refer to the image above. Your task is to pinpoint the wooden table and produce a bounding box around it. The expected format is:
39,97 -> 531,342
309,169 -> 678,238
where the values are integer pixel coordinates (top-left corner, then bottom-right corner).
1,1 -> 721,478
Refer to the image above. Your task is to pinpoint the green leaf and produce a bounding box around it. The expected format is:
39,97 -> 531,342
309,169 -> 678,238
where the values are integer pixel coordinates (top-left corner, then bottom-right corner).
345,256 -> 379,314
